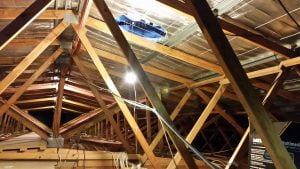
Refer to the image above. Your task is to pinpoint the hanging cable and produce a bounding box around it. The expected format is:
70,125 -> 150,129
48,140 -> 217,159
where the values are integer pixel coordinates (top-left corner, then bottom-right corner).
158,117 -> 179,169
277,0 -> 300,30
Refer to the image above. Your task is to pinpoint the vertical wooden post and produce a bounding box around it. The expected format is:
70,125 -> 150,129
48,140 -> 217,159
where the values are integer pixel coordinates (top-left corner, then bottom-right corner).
146,99 -> 151,143
52,66 -> 68,137
186,0 -> 296,168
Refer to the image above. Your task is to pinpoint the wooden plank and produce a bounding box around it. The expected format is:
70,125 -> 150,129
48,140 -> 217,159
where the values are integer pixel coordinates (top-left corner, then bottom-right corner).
0,21 -> 69,95
141,90 -> 192,163
73,24 -> 161,169
92,1 -> 198,168
187,0 -> 296,168
171,57 -> 300,92
5,83 -> 114,102
60,105 -> 120,139
53,66 -> 68,137
72,55 -> 131,151
0,49 -> 62,116
225,127 -> 250,169
226,67 -> 291,168
156,0 -> 295,59
166,85 -> 226,169
0,132 -> 47,152
0,0 -> 54,50
0,9 -> 71,20
86,17 -> 223,74
194,88 -> 244,135
81,48 -> 193,84
0,101 -> 51,140
262,67 -> 292,109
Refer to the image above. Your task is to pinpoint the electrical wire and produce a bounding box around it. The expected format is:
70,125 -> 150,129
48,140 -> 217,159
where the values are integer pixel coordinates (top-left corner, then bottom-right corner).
277,0 -> 300,30
78,75 -> 219,169
158,117 -> 179,169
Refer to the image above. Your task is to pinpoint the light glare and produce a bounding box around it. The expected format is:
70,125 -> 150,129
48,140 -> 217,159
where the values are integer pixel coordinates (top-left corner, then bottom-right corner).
125,72 -> 137,84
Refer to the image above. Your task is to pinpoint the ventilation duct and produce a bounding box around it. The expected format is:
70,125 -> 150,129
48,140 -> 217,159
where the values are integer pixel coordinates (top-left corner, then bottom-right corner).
116,14 -> 167,42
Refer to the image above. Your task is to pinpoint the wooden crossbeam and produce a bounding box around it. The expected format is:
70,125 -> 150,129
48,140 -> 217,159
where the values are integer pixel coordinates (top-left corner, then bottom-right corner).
0,9 -> 71,20
141,90 -> 192,163
226,68 -> 292,169
15,97 -> 97,110
0,100 -> 51,140
171,56 -> 300,92
0,49 -> 62,116
81,48 -> 192,84
72,55 -> 131,151
156,0 -> 295,59
263,67 -> 292,110
186,0 -> 296,168
0,21 -> 69,95
52,65 -> 69,137
225,127 -> 250,169
166,85 -> 226,169
0,0 -> 54,50
194,88 -> 244,135
5,83 -> 114,102
86,17 -> 222,74
73,24 -> 161,169
60,105 -> 120,140
93,1 -> 198,168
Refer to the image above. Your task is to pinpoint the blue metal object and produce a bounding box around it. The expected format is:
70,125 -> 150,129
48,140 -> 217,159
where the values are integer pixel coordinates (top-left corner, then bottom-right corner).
116,15 -> 167,42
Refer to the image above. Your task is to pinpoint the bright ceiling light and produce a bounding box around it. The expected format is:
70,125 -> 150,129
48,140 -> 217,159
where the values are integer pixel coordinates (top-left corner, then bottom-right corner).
124,72 -> 137,84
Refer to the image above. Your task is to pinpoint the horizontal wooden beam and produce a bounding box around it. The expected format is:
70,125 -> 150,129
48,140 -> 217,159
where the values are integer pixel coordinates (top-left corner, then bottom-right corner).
0,9 -> 71,20
86,17 -> 223,74
171,56 -> 300,91
80,49 -> 193,84
5,83 -> 114,102
16,97 -> 97,110
156,0 -> 295,59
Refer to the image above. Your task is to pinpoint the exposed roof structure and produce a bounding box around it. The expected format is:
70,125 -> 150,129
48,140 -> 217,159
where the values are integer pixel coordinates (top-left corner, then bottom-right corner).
0,0 -> 299,168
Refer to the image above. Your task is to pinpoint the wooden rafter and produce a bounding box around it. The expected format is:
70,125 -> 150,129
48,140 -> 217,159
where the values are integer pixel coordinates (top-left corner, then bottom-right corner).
0,99 -> 51,139
225,67 -> 290,168
86,17 -> 223,74
156,0 -> 296,59
0,9 -> 71,20
166,84 -> 226,169
0,49 -> 63,116
186,0 -> 296,168
60,104 -> 120,140
194,88 -> 244,135
0,0 -> 54,50
0,21 -> 69,95
141,90 -> 192,163
72,55 -> 131,151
